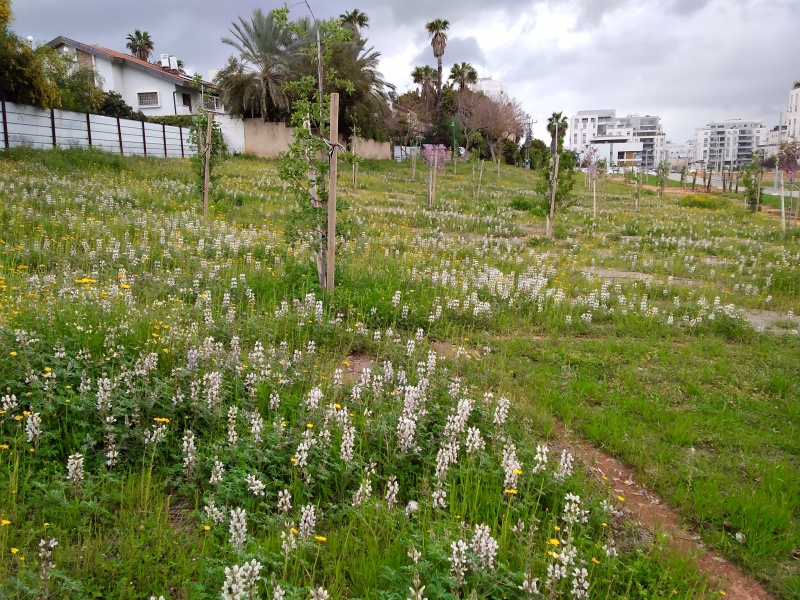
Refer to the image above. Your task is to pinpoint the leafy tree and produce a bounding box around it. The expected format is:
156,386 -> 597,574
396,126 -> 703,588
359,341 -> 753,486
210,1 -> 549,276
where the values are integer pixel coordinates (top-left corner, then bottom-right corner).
216,9 -> 297,120
293,17 -> 392,140
274,7 -> 352,288
448,61 -> 477,92
37,46 -> 104,113
537,148 -> 575,238
98,91 -> 143,119
742,164 -> 762,213
0,28 -> 57,107
528,138 -> 548,170
339,9 -> 369,38
0,0 -> 10,27
425,18 -> 449,119
125,29 -> 154,62
546,111 -> 568,155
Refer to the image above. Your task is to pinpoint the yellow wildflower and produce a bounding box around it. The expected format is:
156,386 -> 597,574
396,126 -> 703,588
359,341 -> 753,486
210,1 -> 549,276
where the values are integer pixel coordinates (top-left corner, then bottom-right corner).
548,538 -> 560,546
315,536 -> 327,542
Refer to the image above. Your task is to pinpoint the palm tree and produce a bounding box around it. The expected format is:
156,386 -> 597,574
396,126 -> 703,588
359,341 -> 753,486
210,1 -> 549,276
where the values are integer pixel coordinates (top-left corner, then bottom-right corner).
448,62 -> 477,92
340,9 -> 369,38
425,18 -> 449,119
547,111 -> 568,156
125,29 -> 154,62
216,8 -> 297,120
411,65 -> 436,114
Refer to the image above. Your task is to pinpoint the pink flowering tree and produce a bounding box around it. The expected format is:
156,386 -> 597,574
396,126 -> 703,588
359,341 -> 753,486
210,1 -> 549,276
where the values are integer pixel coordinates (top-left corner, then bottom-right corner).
422,144 -> 447,172
584,146 -> 602,218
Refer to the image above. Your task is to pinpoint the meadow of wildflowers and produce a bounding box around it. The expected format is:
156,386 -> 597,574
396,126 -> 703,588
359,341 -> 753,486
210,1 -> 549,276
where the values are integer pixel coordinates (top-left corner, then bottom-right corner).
0,147 -> 797,599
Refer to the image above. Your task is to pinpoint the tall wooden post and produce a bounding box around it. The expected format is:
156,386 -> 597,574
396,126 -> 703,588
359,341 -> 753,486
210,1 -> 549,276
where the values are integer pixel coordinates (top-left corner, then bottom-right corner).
203,112 -> 213,217
326,93 -> 339,294
1,99 -> 8,149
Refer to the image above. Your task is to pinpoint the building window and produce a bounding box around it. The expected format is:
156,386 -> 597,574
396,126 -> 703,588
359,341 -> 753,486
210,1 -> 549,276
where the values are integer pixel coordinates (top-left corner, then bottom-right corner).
182,93 -> 192,107
137,92 -> 160,108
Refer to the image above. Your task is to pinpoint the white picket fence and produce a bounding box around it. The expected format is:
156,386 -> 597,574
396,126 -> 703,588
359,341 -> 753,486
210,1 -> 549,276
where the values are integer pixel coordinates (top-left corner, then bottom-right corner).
0,100 -> 196,158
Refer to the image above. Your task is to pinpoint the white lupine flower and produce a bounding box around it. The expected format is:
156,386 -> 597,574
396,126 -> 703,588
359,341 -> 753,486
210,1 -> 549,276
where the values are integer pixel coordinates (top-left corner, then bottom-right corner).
277,489 -> 292,513
304,387 -> 323,410
448,539 -> 468,584
1,394 -> 18,411
205,494 -> 225,524
227,406 -> 239,446
570,567 -> 589,599
221,558 -> 262,600
532,444 -> 549,473
25,411 -> 41,443
493,396 -> 510,425
269,391 -> 281,411
431,482 -> 447,509
66,453 -> 84,488
309,588 -> 330,600
385,475 -> 399,508
502,441 -> 522,489
144,424 -> 166,446
470,524 -> 498,570
245,474 -> 266,496
210,457 -> 225,484
229,507 -> 247,551
465,427 -> 485,454
299,504 -> 316,539
519,571 -> 540,597
281,524 -> 297,555
273,585 -> 286,600
563,493 -> 589,525
182,430 -> 197,477
555,450 -> 574,481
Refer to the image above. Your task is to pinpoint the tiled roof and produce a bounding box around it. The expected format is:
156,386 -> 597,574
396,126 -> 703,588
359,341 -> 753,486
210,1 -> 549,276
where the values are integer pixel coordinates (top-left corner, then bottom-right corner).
46,36 -> 217,89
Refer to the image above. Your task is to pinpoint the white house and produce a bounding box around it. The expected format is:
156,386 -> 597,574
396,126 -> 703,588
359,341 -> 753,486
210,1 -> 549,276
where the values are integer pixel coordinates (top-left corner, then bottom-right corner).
45,36 -> 222,117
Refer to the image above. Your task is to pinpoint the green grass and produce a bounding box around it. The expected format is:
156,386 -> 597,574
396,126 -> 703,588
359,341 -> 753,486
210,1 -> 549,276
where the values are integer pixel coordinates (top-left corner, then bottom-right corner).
0,148 -> 797,599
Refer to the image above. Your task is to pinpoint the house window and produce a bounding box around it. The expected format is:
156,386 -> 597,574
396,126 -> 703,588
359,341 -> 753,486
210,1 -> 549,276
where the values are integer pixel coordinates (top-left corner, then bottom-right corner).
137,92 -> 160,108
182,93 -> 192,107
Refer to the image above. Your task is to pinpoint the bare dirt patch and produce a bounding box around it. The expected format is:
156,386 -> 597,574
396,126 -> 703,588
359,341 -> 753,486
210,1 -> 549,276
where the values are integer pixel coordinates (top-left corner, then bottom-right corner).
551,424 -> 774,600
342,353 -> 375,385
741,309 -> 800,333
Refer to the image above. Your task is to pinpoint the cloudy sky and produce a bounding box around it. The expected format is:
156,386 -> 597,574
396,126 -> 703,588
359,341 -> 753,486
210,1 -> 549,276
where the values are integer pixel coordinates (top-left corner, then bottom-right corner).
11,0 -> 799,142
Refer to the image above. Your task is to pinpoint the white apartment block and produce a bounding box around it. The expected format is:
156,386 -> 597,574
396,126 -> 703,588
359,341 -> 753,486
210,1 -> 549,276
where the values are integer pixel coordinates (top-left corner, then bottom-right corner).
787,84 -> 800,141
692,119 -> 767,169
761,125 -> 788,159
568,109 -> 666,168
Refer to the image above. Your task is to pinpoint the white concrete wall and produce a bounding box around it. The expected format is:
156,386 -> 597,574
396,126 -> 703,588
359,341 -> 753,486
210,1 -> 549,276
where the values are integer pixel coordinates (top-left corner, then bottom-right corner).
0,101 -> 194,157
215,114 -> 246,154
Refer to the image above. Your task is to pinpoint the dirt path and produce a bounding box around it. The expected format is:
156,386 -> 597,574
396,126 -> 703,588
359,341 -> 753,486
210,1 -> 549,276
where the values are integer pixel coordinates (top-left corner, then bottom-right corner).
551,424 -> 774,600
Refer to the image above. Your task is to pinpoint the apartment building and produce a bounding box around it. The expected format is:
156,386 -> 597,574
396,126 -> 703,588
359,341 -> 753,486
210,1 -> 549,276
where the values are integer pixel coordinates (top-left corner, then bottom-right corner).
692,119 -> 767,169
568,109 -> 666,168
788,84 -> 800,141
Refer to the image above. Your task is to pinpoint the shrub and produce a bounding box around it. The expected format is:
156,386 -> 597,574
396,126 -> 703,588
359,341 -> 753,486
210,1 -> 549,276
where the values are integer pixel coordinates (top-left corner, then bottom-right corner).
678,194 -> 727,210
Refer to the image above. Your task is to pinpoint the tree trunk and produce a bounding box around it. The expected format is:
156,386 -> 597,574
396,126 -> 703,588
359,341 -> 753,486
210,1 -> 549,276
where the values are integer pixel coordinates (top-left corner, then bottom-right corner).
692,169 -> 697,191
436,57 -> 443,120
780,170 -> 786,232
547,153 -> 560,238
592,178 -> 597,219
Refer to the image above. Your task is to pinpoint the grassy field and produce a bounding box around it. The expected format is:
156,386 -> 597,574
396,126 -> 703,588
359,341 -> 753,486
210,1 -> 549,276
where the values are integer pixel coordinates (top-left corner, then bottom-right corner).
0,147 -> 798,599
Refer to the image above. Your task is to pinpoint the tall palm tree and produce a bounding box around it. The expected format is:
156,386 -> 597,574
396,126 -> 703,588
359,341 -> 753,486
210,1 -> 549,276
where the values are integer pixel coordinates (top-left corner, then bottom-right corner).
216,8 -> 298,120
411,65 -> 436,114
448,61 -> 477,92
547,111 -> 568,155
340,9 -> 369,38
125,29 -> 154,62
425,18 -> 449,119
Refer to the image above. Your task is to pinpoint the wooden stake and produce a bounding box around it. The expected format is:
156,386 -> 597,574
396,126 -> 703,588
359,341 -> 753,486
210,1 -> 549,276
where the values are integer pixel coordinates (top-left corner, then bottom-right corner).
203,112 -> 213,217
326,93 -> 339,294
